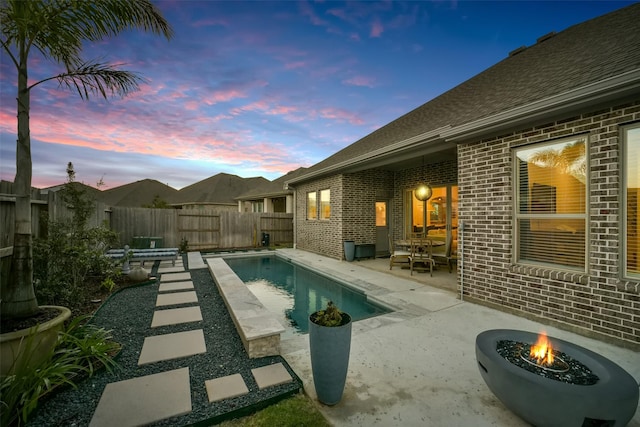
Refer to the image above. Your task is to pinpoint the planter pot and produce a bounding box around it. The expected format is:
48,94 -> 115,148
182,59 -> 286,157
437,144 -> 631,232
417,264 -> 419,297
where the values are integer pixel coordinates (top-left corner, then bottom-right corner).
0,305 -> 71,376
343,240 -> 355,262
309,312 -> 352,405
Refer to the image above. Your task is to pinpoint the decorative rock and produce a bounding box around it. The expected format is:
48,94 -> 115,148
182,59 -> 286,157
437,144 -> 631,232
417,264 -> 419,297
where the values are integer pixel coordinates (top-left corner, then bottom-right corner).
128,266 -> 150,282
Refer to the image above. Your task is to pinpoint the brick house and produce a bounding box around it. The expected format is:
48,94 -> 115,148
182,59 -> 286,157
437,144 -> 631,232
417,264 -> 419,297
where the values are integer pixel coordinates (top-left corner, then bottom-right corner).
285,4 -> 640,348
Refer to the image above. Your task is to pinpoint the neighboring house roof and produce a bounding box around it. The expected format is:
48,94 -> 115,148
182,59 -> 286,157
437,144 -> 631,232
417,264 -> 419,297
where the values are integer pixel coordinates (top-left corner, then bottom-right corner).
41,181 -> 104,201
236,167 -> 308,200
287,3 -> 640,185
102,179 -> 178,207
169,172 -> 270,206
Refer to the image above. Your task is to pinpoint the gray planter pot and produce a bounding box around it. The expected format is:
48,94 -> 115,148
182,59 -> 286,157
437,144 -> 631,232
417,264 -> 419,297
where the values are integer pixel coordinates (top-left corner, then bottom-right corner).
309,312 -> 352,405
343,240 -> 355,262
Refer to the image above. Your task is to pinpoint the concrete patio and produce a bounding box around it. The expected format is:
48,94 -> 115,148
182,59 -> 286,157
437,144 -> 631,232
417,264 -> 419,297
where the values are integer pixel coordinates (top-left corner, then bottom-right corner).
276,249 -> 640,427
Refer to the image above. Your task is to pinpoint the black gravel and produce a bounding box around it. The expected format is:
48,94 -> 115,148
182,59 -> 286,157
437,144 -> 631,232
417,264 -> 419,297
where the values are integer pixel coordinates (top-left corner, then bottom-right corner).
29,257 -> 302,426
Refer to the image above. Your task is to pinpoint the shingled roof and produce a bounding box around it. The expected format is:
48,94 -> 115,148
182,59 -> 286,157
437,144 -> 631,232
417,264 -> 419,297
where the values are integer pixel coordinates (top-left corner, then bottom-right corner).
235,167 -> 308,200
169,172 -> 269,205
288,3 -> 640,184
102,179 -> 178,207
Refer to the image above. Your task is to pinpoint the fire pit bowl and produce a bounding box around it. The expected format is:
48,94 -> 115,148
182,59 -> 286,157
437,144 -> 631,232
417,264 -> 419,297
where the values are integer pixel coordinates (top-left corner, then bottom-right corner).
476,329 -> 638,427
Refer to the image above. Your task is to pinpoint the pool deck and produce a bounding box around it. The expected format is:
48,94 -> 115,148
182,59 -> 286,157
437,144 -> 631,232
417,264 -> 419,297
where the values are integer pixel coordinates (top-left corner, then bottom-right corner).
275,248 -> 640,427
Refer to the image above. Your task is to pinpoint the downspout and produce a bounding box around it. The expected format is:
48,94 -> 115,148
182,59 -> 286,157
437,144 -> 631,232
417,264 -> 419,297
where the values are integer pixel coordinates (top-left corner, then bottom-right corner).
285,183 -> 296,249
459,221 -> 465,301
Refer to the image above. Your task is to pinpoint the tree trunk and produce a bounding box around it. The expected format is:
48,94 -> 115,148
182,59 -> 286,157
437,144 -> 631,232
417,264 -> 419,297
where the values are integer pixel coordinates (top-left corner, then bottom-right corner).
1,46 -> 38,320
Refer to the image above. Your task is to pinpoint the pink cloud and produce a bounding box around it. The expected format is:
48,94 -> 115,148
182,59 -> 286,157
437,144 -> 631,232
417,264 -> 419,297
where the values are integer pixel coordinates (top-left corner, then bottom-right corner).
342,75 -> 376,88
370,18 -> 384,38
319,107 -> 364,125
203,89 -> 248,105
285,61 -> 307,70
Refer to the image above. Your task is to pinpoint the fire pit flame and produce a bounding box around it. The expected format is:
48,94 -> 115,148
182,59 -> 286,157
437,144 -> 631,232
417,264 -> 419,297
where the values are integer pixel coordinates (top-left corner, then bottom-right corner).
530,332 -> 554,366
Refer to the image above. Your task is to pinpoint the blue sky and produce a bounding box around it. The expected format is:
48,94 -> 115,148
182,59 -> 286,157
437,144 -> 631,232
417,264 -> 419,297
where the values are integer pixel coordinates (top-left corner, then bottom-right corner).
0,1 -> 634,190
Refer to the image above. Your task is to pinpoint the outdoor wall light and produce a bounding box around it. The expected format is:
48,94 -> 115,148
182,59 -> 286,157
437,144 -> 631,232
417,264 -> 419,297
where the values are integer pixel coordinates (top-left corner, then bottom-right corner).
415,183 -> 433,201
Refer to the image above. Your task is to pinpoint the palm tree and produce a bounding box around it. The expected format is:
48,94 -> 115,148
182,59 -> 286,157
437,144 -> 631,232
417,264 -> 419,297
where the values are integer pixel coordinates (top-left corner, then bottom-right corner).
0,0 -> 173,319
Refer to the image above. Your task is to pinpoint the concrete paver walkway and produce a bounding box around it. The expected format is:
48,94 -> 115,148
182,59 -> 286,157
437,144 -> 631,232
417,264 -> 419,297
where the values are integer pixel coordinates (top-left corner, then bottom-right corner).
89,253 -> 296,427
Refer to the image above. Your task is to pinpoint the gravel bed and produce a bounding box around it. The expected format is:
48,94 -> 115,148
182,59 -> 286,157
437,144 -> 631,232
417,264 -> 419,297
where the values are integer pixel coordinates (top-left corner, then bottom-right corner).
29,259 -> 302,426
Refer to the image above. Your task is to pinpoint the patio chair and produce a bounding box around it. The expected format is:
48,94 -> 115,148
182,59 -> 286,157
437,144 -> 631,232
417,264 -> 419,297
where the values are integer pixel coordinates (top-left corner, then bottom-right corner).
431,235 -> 449,270
389,235 -> 411,270
410,238 -> 435,276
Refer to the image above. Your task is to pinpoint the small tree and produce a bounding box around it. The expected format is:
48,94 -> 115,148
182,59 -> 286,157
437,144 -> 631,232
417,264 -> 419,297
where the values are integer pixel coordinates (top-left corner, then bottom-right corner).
0,0 -> 172,320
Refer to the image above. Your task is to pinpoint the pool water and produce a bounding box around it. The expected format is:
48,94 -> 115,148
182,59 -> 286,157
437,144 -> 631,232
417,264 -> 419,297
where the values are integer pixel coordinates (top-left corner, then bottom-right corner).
224,255 -> 390,337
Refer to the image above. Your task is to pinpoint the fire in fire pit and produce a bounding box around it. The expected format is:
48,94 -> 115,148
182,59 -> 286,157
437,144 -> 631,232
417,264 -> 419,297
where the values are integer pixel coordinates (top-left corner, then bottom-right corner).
496,334 -> 599,385
476,329 -> 639,427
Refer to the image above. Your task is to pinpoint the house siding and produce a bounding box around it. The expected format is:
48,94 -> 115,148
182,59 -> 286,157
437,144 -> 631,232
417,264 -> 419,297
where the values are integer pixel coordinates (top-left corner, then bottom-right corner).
458,100 -> 640,347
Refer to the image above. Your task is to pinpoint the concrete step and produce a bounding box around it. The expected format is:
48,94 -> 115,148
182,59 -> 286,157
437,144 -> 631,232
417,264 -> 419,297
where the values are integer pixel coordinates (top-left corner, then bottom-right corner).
90,367 -> 191,427
151,306 -> 203,328
138,329 -> 206,365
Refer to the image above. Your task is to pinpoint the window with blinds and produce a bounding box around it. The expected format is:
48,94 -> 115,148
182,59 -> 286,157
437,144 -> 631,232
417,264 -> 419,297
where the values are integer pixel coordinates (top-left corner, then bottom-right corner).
319,189 -> 331,220
307,191 -> 317,220
623,124 -> 639,279
514,136 -> 587,270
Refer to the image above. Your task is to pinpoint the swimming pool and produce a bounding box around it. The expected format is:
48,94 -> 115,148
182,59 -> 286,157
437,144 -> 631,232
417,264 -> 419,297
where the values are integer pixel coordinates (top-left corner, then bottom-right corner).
224,255 -> 390,337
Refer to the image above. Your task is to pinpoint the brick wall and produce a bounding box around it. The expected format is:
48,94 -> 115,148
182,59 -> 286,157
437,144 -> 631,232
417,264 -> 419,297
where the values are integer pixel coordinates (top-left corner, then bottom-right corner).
295,169 -> 393,259
458,100 -> 640,348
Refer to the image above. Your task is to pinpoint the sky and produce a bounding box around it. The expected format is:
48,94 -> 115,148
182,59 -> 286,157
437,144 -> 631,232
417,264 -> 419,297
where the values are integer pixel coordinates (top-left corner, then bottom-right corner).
0,1 -> 635,190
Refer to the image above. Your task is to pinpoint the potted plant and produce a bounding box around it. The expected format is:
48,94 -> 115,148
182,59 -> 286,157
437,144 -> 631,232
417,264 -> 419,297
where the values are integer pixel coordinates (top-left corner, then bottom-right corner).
309,301 -> 352,405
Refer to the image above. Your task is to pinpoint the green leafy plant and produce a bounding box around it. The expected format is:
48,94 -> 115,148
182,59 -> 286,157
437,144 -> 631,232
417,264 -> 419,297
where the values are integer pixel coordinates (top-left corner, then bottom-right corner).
32,166 -> 120,310
310,301 -> 345,327
0,316 -> 120,426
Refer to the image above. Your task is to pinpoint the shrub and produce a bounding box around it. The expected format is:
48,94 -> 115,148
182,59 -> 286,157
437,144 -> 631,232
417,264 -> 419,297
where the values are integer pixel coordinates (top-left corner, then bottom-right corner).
0,317 -> 120,427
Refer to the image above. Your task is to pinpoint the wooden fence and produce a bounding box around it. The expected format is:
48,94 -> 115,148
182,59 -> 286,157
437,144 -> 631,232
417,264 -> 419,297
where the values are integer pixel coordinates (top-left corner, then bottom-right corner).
1,181 -> 293,259
112,207 -> 293,250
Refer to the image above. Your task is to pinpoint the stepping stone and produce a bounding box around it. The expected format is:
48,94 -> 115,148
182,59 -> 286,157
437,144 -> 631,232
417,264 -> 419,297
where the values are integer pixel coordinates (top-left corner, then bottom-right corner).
187,252 -> 207,270
89,367 -> 191,427
157,266 -> 185,274
138,329 -> 206,365
151,306 -> 203,328
251,363 -> 293,389
158,281 -> 194,292
161,272 -> 191,282
205,373 -> 249,402
156,291 -> 198,307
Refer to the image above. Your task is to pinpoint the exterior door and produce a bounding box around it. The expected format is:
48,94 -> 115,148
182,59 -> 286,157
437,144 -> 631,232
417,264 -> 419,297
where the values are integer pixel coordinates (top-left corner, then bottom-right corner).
405,185 -> 458,252
375,201 -> 389,255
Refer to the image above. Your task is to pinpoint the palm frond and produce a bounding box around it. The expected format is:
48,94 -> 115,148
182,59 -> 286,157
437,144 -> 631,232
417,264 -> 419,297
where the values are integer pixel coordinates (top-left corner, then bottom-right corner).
33,60 -> 146,100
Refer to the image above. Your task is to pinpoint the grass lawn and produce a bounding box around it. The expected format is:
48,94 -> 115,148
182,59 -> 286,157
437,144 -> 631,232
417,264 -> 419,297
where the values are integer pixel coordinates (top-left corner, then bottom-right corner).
218,393 -> 331,427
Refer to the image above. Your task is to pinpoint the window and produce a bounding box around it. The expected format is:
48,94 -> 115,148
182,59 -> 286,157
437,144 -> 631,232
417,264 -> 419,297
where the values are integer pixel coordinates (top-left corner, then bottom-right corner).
623,124 -> 640,279
375,202 -> 387,226
514,136 -> 587,270
252,201 -> 264,213
319,189 -> 330,220
307,191 -> 317,220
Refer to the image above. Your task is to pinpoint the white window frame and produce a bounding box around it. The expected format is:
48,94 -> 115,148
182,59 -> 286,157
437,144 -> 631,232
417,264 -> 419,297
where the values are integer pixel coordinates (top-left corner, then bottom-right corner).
513,135 -> 589,271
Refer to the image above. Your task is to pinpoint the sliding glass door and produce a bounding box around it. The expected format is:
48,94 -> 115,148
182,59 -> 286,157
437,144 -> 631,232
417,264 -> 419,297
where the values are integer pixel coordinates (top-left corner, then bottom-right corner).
405,185 -> 458,248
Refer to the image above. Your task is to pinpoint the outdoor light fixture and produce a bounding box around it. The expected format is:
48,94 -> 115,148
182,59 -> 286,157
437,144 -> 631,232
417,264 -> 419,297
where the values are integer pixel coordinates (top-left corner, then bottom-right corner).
415,155 -> 433,201
415,183 -> 433,201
